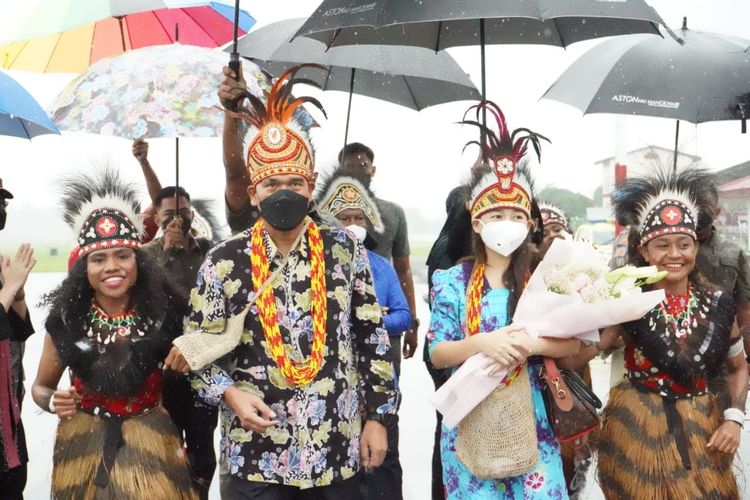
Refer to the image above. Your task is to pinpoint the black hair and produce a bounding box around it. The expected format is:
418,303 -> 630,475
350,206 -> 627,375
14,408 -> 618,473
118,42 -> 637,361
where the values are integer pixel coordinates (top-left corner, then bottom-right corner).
338,142 -> 374,163
154,186 -> 191,207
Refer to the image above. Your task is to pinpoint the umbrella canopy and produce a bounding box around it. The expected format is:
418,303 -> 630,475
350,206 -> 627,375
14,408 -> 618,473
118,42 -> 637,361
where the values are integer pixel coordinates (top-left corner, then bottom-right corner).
232,18 -> 480,112
295,0 -> 669,137
47,44 -> 301,138
1,3 -> 255,73
0,0 -> 233,44
0,70 -> 59,139
296,0 -> 666,50
541,22 -> 750,125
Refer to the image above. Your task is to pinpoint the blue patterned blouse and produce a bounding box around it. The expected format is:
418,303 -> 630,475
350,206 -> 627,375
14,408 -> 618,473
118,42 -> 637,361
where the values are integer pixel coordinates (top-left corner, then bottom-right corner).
427,262 -> 568,499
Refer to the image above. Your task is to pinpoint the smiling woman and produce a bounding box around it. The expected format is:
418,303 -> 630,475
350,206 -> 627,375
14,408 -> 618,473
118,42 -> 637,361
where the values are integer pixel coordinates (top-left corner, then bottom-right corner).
29,169 -> 197,499
584,166 -> 748,499
86,248 -> 138,306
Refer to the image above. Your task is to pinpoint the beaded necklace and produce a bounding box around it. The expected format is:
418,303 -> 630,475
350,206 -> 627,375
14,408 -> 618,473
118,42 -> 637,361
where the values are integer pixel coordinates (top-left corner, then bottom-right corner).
466,262 -> 523,385
651,285 -> 696,339
250,220 -> 327,387
87,301 -> 145,344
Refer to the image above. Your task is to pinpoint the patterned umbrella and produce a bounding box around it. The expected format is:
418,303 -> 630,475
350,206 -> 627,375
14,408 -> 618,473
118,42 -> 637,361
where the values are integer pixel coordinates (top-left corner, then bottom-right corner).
47,44 -> 294,139
1,3 -> 254,73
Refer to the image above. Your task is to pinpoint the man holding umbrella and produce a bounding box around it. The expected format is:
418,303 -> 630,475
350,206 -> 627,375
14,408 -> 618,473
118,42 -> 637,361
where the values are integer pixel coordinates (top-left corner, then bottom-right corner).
218,63 -> 263,234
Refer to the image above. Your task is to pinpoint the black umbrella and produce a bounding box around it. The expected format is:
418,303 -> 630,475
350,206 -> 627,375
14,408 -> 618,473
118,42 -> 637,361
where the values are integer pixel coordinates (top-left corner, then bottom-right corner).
231,18 -> 480,146
295,0 -> 669,108
541,18 -> 750,169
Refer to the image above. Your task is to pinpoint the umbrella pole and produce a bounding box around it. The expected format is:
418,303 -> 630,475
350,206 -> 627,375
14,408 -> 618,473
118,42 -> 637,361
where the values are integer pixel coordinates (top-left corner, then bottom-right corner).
479,18 -> 487,148
229,0 -> 241,81
673,120 -> 680,172
480,19 -> 487,144
115,16 -> 126,52
175,136 -> 180,210
175,137 -> 185,251
344,68 -> 355,150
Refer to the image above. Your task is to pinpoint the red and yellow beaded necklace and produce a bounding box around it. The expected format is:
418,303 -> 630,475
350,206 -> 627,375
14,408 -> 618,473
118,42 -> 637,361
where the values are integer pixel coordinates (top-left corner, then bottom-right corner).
466,263 -> 486,336
250,220 -> 327,386
466,262 -> 523,385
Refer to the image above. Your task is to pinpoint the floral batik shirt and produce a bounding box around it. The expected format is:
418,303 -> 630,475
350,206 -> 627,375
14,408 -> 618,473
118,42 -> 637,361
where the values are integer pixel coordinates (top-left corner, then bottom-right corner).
185,223 -> 398,489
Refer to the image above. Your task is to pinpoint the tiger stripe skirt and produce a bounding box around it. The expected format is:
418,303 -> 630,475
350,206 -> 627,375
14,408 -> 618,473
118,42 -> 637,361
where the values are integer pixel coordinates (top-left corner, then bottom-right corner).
51,405 -> 197,499
596,380 -> 739,500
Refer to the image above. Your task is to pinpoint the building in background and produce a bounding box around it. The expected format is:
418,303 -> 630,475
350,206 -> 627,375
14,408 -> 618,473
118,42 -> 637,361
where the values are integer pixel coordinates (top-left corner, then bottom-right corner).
596,146 -> 701,209
716,160 -> 750,251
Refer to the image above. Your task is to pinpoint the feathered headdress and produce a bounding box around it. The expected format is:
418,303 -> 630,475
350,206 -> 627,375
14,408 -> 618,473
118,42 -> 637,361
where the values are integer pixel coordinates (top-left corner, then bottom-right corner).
189,199 -> 223,243
612,167 -> 715,246
315,168 -> 384,234
60,168 -> 143,257
226,64 -> 327,186
469,158 -> 537,218
539,203 -> 569,232
461,101 -> 549,219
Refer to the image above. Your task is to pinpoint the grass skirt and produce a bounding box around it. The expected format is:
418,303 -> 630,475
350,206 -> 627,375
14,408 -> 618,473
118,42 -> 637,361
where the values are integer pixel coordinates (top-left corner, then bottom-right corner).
595,380 -> 738,500
51,405 -> 196,499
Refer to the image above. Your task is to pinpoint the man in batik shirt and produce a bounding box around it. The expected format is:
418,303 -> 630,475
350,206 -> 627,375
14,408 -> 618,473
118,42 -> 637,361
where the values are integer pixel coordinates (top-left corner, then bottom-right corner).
179,67 -> 397,499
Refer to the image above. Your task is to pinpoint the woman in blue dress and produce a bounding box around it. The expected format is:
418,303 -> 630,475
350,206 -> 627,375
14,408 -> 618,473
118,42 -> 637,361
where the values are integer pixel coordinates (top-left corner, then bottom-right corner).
427,102 -> 580,499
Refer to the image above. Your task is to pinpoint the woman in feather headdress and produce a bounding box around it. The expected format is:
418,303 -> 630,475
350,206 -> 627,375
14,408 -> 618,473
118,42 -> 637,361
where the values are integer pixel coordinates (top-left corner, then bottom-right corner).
426,102 -> 579,499
580,167 -> 747,499
31,169 -> 196,499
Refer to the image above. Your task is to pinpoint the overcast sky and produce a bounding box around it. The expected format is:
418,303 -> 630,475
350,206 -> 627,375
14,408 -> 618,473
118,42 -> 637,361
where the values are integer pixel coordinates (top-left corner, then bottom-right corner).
1,0 -> 748,246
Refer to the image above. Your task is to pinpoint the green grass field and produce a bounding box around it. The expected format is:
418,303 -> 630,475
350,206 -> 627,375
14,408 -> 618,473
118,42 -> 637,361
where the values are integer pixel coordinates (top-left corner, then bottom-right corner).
1,246 -> 68,273
409,243 -> 432,259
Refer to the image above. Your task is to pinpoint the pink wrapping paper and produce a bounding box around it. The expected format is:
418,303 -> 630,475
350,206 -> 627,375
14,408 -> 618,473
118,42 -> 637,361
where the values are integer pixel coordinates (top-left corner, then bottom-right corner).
430,239 -> 665,429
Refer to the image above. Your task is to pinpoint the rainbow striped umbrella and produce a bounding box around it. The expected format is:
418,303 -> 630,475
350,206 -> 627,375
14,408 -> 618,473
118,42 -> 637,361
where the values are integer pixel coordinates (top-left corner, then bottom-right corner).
1,2 -> 254,73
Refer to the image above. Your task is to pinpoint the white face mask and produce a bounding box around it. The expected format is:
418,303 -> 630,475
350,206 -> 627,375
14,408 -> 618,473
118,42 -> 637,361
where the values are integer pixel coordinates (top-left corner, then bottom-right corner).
479,220 -> 529,256
345,224 -> 367,242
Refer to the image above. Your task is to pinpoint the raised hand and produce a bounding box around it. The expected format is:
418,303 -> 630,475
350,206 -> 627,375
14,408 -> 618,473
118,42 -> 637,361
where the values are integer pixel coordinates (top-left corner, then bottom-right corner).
163,217 -> 186,251
0,243 -> 35,299
218,62 -> 247,109
132,139 -> 149,164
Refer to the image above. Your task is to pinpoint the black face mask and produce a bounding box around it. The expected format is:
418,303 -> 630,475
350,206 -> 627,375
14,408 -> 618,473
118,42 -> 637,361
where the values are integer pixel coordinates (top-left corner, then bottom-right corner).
259,190 -> 310,231
161,215 -> 192,235
0,206 -> 6,231
363,232 -> 378,251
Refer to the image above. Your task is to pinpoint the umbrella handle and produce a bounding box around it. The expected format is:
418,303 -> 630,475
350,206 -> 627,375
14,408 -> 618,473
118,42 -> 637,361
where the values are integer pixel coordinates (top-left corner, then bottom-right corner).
227,53 -> 241,111
229,53 -> 241,81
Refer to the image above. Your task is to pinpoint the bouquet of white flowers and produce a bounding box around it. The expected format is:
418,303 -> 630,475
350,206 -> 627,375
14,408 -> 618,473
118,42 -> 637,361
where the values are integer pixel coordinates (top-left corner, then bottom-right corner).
431,238 -> 666,428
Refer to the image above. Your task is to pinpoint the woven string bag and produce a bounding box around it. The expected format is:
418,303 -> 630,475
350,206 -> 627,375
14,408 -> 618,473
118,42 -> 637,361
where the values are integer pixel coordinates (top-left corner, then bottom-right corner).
456,366 -> 539,479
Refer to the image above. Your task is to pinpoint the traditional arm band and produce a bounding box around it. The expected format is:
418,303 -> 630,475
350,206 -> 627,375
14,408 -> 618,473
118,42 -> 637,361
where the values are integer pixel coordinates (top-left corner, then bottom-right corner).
728,338 -> 745,358
723,407 -> 745,427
